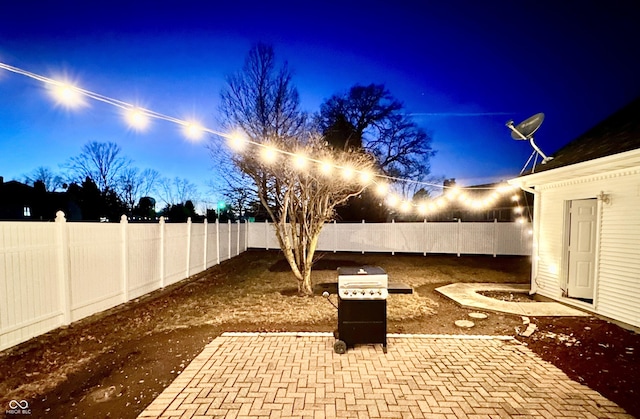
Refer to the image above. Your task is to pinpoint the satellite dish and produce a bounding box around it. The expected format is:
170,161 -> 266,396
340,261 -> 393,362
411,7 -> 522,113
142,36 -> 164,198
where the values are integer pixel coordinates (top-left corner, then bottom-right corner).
506,113 -> 552,173
510,113 -> 544,140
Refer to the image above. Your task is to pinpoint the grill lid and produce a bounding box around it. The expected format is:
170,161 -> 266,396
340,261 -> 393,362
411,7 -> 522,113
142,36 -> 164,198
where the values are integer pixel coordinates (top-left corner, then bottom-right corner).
338,266 -> 388,300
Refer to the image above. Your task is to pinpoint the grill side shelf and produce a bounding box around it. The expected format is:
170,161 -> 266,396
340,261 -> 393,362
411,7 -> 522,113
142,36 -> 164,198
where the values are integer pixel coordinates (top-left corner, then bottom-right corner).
314,282 -> 413,295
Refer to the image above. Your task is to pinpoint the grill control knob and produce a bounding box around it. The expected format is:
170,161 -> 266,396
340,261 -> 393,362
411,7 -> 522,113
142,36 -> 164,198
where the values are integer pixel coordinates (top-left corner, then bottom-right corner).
369,290 -> 374,295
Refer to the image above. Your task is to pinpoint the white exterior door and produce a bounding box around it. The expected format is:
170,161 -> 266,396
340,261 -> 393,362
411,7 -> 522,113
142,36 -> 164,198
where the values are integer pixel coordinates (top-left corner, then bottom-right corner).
567,199 -> 597,300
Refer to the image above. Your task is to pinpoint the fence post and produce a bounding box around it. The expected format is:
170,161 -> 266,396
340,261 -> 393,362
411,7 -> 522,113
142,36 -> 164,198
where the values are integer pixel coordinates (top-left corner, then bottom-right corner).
493,219 -> 498,258
423,219 -> 427,256
121,215 -> 129,302
265,220 -> 269,250
245,220 -> 249,251
391,219 -> 395,256
203,219 -> 208,270
216,219 -> 220,265
186,217 -> 192,278
228,219 -> 232,260
55,211 -> 72,325
457,218 -> 461,257
159,216 -> 165,288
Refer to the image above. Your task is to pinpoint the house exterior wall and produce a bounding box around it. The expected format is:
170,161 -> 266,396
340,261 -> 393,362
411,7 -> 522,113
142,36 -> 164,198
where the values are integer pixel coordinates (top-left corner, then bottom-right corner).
533,167 -> 640,329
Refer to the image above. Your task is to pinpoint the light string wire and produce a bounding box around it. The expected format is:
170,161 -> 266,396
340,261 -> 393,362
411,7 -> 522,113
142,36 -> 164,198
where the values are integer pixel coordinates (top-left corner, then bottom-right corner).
0,62 -> 524,216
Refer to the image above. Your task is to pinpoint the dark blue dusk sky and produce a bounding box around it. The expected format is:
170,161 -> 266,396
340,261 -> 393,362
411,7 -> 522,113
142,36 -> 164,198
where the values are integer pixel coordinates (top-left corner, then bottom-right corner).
1,1 -> 639,204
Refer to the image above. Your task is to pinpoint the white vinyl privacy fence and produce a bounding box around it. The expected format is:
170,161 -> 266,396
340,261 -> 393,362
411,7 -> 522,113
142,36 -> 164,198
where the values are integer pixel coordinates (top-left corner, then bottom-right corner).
248,220 -> 533,256
0,212 -> 247,351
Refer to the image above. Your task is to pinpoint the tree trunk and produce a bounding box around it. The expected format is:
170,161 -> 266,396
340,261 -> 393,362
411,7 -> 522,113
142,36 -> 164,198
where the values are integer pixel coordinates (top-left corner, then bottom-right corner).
297,269 -> 313,296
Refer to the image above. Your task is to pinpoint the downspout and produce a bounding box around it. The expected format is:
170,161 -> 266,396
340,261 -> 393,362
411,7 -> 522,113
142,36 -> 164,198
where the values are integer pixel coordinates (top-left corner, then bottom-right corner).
508,181 -> 541,295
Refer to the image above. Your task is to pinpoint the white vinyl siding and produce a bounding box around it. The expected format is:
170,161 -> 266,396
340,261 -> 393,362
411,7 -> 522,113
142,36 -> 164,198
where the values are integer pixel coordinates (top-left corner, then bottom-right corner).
532,168 -> 640,329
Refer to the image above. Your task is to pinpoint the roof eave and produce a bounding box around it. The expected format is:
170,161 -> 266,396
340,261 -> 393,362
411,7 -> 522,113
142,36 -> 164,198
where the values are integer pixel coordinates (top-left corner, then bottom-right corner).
508,147 -> 640,188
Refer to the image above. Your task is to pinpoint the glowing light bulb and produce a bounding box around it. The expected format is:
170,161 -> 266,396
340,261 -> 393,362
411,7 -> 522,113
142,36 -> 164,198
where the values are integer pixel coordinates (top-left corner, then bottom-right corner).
400,201 -> 412,213
125,108 -> 149,131
417,203 -> 428,215
293,153 -> 307,170
446,186 -> 460,200
50,82 -> 85,108
511,194 -> 520,202
184,122 -> 204,141
436,198 -> 446,208
514,206 -> 523,214
261,146 -> 278,163
228,132 -> 247,152
358,170 -> 373,184
517,217 -> 526,224
387,195 -> 399,208
375,183 -> 389,196
319,160 -> 333,175
341,166 -> 354,180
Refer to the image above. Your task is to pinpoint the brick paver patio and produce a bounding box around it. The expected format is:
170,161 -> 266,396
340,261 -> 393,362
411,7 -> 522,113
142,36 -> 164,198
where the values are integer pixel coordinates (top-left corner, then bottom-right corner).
138,332 -> 631,418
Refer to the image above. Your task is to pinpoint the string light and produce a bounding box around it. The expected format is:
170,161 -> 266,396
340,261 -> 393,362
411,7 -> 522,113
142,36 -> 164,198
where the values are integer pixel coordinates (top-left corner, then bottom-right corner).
50,82 -> 85,108
125,108 -> 149,131
341,166 -> 354,180
319,160 -> 333,175
260,146 -> 278,163
375,182 -> 389,196
417,202 -> 428,215
293,153 -> 307,170
358,170 -> 373,185
0,61 -> 531,221
386,195 -> 399,208
183,121 -> 204,141
228,131 -> 247,152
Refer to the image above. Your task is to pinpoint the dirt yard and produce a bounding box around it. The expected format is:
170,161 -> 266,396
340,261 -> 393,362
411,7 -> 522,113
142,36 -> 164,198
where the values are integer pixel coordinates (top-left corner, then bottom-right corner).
1,250 -> 638,418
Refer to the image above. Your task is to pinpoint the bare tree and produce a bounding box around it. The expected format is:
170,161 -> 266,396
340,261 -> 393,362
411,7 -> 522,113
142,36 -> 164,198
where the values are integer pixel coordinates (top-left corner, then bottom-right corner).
63,141 -> 131,192
156,177 -> 200,206
117,167 -> 160,214
231,133 -> 375,295
211,172 -> 258,220
23,166 -> 63,191
215,44 -> 375,295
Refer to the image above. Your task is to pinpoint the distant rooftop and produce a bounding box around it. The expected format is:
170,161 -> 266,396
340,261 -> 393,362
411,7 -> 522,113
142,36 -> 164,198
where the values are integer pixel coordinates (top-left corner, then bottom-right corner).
525,96 -> 640,174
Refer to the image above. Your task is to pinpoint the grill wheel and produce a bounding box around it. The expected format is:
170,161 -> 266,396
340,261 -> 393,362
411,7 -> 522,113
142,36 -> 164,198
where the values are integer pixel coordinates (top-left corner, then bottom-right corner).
333,339 -> 347,354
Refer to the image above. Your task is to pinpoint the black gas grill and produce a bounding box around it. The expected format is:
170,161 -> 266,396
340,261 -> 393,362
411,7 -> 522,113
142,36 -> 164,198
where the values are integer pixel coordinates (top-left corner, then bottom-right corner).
335,266 -> 389,354
317,266 -> 413,354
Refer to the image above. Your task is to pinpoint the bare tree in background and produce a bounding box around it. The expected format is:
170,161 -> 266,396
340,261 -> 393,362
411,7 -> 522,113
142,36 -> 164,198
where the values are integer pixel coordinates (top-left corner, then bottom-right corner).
117,168 -> 160,214
156,176 -> 200,207
23,166 -> 64,191
212,171 -> 258,220
63,141 -> 131,192
215,43 -> 375,295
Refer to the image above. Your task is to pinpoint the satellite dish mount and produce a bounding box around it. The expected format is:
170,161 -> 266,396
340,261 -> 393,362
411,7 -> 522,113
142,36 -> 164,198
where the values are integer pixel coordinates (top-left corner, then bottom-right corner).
506,112 -> 552,174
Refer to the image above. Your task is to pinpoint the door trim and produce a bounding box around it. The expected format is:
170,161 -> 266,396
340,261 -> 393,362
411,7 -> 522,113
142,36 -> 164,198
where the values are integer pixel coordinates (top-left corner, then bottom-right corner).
562,198 -> 600,305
